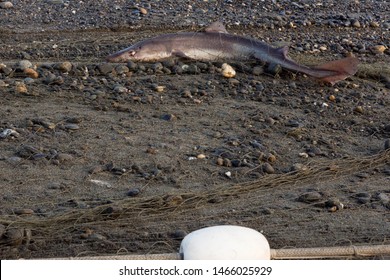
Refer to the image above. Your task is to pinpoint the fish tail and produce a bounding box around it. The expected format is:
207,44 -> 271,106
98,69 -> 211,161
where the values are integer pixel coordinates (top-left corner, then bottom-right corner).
313,56 -> 359,85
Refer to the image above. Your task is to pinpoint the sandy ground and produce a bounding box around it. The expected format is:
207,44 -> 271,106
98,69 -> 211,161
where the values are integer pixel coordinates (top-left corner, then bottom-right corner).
0,0 -> 389,259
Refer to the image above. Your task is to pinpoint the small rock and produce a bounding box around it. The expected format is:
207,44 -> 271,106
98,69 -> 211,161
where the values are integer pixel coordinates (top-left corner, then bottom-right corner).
154,85 -> 165,92
88,233 -> 107,240
223,158 -> 232,167
355,192 -> 371,204
260,207 -> 274,215
113,85 -> 128,94
262,162 -> 275,174
64,123 -> 80,130
0,128 -> 19,139
221,63 -> 236,78
171,229 -> 187,240
356,172 -> 370,179
385,139 -> 390,150
369,45 -> 387,55
325,199 -> 344,211
197,153 -> 206,159
55,153 -> 74,162
298,191 -> 322,203
370,21 -> 380,28
216,157 -> 224,166
98,63 -> 114,75
352,20 -> 361,28
208,196 -> 224,203
15,83 -> 28,94
24,68 -> 39,79
160,113 -> 177,121
127,188 -> 141,197
14,209 -> 34,215
377,193 -> 390,205
17,60 -> 33,71
89,165 -> 104,174
115,65 -> 129,74
1,228 -> 24,246
291,163 -> 308,172
354,105 -> 364,114
0,2 -> 13,9
138,7 -> 148,15
55,61 -> 73,72
266,63 -> 282,75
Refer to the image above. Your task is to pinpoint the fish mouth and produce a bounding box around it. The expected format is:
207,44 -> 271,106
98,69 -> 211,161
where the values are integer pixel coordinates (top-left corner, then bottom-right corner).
106,52 -> 125,63
106,49 -> 132,62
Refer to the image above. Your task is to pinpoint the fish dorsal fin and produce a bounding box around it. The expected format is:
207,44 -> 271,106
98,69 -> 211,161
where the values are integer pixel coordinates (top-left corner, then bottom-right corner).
205,21 -> 228,33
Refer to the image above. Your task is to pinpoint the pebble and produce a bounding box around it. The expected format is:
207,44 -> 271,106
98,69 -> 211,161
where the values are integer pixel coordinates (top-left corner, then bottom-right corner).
171,229 -> 187,240
377,193 -> 389,205
98,63 -> 114,75
196,153 -> 206,159
14,208 -> 34,215
290,163 -> 308,172
15,83 -> 28,94
0,128 -> 19,139
0,2 -> 13,9
325,199 -> 344,212
385,139 -> 390,150
223,158 -> 232,167
267,154 -> 277,163
1,228 -> 24,246
224,171 -> 232,178
127,188 -> 141,197
221,63 -> 236,78
298,191 -> 322,203
64,123 -> 80,130
216,157 -> 224,166
88,233 -> 107,240
355,192 -> 371,204
352,20 -> 361,28
154,85 -> 165,92
17,60 -> 33,70
55,61 -> 73,73
260,207 -> 274,215
55,153 -> 74,162
369,45 -> 387,55
160,113 -> 177,121
24,68 -> 39,78
262,162 -> 275,174
266,63 -> 282,75
138,7 -> 148,15
113,85 -> 128,94
115,65 -> 129,74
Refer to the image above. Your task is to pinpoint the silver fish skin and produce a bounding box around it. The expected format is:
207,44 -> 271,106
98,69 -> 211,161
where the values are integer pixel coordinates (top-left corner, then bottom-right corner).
107,22 -> 359,85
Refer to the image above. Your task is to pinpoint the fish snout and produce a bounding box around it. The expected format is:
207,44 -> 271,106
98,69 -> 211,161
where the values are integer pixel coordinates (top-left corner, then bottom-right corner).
106,49 -> 135,63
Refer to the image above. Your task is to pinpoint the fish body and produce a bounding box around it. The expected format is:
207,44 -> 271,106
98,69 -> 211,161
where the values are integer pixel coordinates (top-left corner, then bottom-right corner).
107,22 -> 359,85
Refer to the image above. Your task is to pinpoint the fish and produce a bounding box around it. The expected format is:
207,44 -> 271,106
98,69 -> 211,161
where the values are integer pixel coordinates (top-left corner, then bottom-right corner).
107,22 -> 359,85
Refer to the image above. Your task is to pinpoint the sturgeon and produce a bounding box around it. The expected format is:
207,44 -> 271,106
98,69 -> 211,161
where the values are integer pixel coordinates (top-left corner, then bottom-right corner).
107,22 -> 359,85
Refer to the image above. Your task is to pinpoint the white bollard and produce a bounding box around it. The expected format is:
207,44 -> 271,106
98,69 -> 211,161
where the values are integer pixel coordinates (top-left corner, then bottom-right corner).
179,225 -> 270,260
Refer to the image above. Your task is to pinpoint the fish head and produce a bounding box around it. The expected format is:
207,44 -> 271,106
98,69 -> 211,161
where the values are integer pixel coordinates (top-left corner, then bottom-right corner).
106,40 -> 170,62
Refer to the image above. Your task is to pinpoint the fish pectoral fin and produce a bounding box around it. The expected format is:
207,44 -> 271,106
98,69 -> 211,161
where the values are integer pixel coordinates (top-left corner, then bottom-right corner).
205,21 -> 228,34
172,50 -> 191,59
